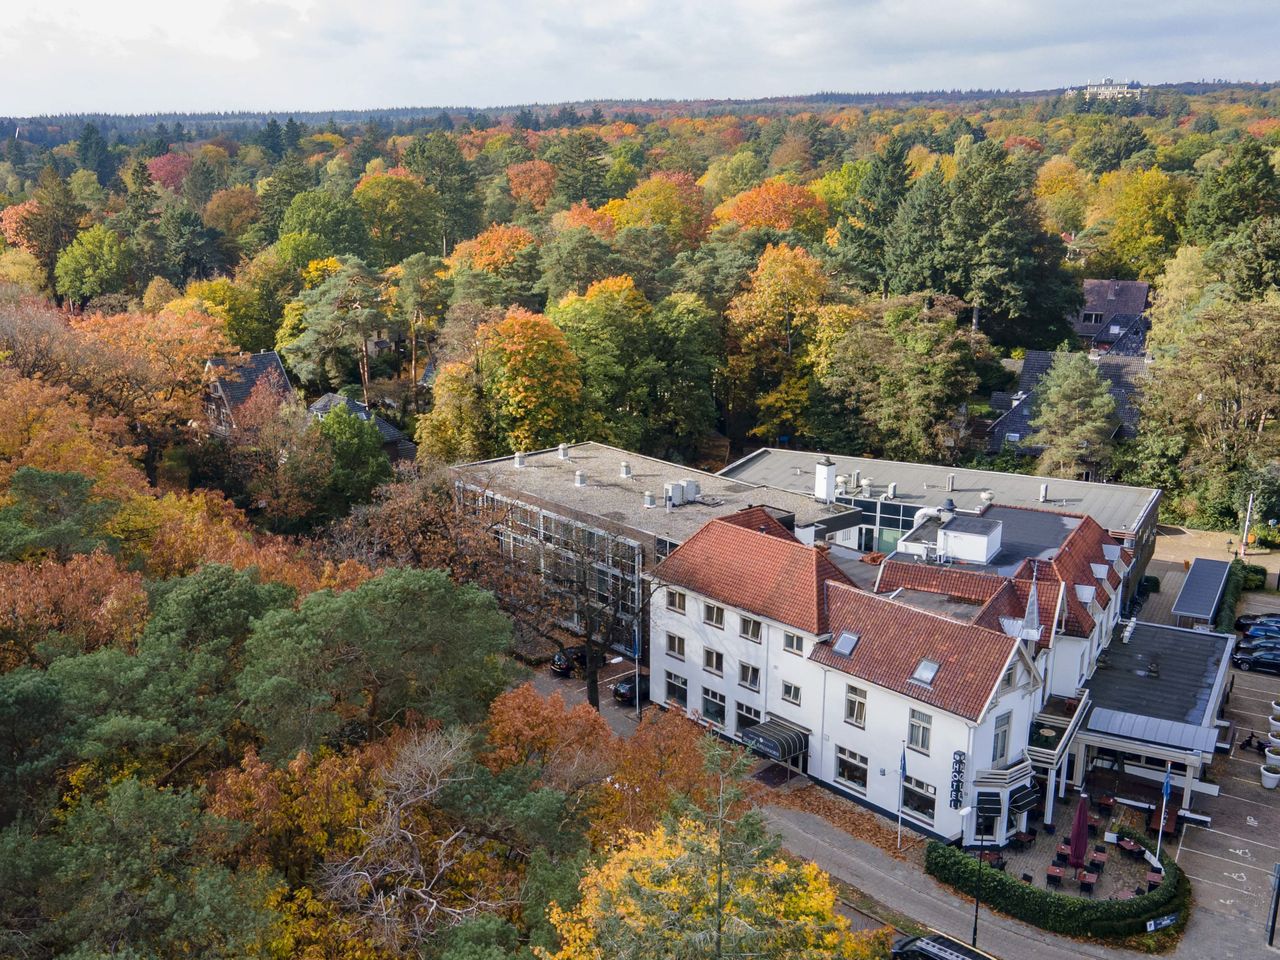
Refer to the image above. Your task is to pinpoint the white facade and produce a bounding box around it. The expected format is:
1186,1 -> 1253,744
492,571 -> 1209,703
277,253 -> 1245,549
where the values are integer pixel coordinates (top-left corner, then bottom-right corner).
649,583 -> 1039,843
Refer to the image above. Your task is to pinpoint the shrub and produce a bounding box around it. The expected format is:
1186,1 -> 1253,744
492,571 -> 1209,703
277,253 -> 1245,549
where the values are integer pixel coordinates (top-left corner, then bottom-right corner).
1215,560 -> 1246,632
1242,562 -> 1267,591
924,826 -> 1188,939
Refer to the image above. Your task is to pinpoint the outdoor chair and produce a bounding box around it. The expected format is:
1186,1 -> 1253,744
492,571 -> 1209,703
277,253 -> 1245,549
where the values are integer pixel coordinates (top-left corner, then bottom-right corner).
1089,856 -> 1104,874
1094,844 -> 1106,854
1047,872 -> 1061,888
1021,873 -> 1033,884
1080,878 -> 1094,895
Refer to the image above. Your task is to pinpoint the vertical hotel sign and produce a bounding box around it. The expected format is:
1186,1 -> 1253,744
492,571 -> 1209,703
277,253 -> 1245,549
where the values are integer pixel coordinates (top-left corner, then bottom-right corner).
949,750 -> 966,809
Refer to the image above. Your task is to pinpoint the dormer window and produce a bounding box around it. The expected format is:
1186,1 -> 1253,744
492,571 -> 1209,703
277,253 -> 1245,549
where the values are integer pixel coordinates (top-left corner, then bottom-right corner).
911,658 -> 940,686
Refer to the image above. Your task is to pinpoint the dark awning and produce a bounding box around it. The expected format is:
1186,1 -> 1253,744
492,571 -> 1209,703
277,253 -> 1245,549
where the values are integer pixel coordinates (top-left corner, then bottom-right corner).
1009,783 -> 1039,813
976,791 -> 1003,815
740,719 -> 809,762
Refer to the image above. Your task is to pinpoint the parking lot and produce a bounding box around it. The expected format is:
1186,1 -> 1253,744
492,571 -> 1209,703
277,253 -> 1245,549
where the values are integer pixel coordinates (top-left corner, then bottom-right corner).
1174,656 -> 1280,942
527,655 -> 653,738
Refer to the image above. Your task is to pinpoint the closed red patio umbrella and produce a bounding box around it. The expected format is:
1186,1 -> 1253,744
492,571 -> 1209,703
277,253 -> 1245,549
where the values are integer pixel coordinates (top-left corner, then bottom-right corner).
1069,792 -> 1090,868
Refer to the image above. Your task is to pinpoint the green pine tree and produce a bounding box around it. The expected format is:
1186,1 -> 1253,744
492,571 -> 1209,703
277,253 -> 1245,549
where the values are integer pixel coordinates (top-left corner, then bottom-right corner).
1029,350 -> 1117,479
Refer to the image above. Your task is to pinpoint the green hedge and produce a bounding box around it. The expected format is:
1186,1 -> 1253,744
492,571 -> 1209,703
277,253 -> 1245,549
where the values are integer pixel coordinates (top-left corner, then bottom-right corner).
924,827 -> 1189,939
1242,562 -> 1267,591
1216,560 -> 1246,633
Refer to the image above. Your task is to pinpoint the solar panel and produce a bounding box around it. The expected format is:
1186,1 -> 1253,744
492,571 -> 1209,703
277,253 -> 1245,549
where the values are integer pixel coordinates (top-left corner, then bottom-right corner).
833,631 -> 859,656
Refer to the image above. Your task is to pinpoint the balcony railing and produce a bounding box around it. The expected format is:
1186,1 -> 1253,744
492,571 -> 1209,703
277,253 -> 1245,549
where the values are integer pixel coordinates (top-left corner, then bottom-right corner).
1026,689 -> 1090,766
972,757 -> 1034,788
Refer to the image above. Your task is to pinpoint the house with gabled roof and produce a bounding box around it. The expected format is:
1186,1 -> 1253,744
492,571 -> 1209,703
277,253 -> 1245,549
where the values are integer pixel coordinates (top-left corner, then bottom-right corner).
1072,279 -> 1149,343
307,392 -> 417,463
648,508 -> 1042,845
203,350 -> 292,437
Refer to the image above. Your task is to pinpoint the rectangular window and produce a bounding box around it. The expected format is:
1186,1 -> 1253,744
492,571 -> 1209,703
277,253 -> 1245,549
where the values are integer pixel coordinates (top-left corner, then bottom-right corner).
1081,311 -> 1104,325
844,685 -> 867,728
702,689 -> 726,727
739,662 -> 760,691
782,681 -> 802,705
1001,665 -> 1015,690
666,589 -> 686,614
992,711 -> 1011,766
908,709 -> 932,754
665,632 -> 685,660
736,702 -> 761,734
902,776 -> 937,824
783,632 -> 804,655
835,746 -> 868,792
739,616 -> 762,642
655,537 -> 679,561
665,672 -> 687,708
703,649 -> 724,676
703,603 -> 725,628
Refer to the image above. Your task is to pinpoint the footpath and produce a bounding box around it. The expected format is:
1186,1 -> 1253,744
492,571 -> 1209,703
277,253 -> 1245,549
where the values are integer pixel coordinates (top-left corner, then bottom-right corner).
766,805 -> 1268,960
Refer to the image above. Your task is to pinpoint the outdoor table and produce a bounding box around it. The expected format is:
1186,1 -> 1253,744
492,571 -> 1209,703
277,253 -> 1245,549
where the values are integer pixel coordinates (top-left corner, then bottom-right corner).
1146,870 -> 1164,891
977,850 -> 1002,864
1089,850 -> 1108,872
1118,838 -> 1142,855
1046,865 -> 1063,887
1015,831 -> 1035,845
1057,842 -> 1072,857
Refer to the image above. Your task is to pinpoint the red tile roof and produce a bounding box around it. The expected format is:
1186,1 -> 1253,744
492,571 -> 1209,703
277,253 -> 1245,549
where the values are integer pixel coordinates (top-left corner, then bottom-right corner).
715,505 -> 796,540
813,582 -> 1017,721
973,579 -> 1061,650
652,512 -> 854,635
876,559 -> 1008,603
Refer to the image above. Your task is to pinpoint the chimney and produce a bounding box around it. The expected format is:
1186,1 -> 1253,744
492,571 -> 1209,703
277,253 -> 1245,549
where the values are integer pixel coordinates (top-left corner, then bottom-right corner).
574,470 -> 586,487
887,481 -> 897,500
1039,483 -> 1049,503
620,460 -> 632,479
941,497 -> 956,520
946,472 -> 955,492
643,490 -> 656,508
514,451 -> 526,468
815,456 -> 836,503
558,443 -> 570,460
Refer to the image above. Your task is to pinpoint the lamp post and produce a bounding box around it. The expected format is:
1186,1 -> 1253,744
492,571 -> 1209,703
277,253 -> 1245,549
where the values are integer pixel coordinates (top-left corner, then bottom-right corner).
958,805 -> 984,947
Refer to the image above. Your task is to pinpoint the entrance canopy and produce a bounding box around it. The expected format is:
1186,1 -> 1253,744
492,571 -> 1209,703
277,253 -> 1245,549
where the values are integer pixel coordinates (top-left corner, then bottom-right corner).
741,719 -> 809,762
1009,783 -> 1039,813
1171,558 -> 1231,624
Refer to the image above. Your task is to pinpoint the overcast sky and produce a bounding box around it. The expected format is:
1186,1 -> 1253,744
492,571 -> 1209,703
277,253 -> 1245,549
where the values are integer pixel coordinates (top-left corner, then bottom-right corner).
4,0 -> 1278,116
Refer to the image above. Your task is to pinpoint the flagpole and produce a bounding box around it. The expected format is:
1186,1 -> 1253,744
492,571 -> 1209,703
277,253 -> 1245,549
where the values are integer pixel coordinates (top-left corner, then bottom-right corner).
898,740 -> 906,850
1155,761 -> 1171,866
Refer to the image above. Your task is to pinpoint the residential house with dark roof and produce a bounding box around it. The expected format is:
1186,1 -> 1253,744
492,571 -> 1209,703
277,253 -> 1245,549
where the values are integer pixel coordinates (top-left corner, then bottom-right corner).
648,509 -> 1042,844
307,393 -> 417,463
203,351 -> 292,437
1071,279 -> 1150,344
986,349 -> 1152,469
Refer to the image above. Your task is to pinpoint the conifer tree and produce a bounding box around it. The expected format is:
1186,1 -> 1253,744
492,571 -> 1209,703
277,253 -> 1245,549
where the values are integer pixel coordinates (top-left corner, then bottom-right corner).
1029,349 -> 1117,479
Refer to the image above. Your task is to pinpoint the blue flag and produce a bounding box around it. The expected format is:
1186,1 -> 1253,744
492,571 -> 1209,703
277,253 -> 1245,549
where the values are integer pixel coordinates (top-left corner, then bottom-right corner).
900,745 -> 907,780
1162,765 -> 1172,801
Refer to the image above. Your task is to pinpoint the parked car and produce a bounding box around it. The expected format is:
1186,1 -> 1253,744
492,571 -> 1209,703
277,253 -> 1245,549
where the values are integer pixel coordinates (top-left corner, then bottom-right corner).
1236,637 -> 1280,655
549,644 -> 606,677
891,932 -> 1001,960
612,673 -> 649,705
1243,623 -> 1280,641
1235,613 -> 1280,632
1232,649 -> 1280,675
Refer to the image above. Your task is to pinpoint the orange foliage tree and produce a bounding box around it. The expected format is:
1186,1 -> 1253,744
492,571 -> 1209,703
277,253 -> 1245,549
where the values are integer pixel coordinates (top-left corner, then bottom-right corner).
0,550 -> 148,670
554,201 -> 616,239
446,223 -> 537,274
506,159 -> 558,210
714,178 -> 830,239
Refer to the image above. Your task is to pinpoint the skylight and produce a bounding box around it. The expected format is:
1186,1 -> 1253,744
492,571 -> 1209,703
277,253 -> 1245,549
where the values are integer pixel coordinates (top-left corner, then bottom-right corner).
833,631 -> 859,656
911,658 -> 940,686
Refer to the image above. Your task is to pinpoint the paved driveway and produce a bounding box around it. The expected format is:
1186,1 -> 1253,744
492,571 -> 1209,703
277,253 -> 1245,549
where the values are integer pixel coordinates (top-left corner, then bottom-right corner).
1175,664 -> 1280,950
527,656 -> 652,738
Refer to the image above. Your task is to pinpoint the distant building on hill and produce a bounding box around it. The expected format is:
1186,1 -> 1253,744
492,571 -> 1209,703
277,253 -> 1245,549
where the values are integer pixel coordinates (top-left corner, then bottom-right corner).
1081,77 -> 1144,100
1070,279 -> 1150,345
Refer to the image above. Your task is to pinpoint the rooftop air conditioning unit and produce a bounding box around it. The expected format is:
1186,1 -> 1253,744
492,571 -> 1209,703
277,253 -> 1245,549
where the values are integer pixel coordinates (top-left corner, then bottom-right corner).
574,470 -> 587,487
664,481 -> 685,506
681,478 -> 700,501
643,490 -> 656,508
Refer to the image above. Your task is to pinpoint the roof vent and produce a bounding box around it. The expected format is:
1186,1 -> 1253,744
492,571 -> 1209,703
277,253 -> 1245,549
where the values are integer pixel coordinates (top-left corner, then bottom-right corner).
946,472 -> 955,492
514,451 -> 526,468
558,443 -> 570,460
574,470 -> 586,487
833,631 -> 860,656
643,490 -> 656,508
887,482 -> 897,500
852,469 -> 861,488
1039,483 -> 1049,503
980,490 -> 995,504
620,461 -> 632,479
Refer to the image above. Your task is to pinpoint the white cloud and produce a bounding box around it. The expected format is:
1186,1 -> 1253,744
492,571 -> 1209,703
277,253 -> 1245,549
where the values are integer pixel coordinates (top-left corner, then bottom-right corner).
1,0 -> 1276,114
